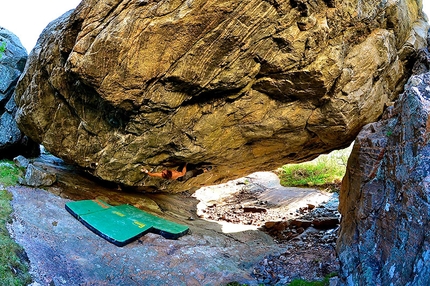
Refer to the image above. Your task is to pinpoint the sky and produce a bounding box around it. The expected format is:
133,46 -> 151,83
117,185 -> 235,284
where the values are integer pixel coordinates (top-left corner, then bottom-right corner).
425,2 -> 430,22
0,1 -> 430,53
1,0 -> 82,52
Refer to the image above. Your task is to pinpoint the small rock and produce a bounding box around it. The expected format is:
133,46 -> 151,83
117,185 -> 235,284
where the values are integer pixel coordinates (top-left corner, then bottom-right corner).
243,206 -> 267,213
290,219 -> 313,228
329,276 -> 340,286
13,155 -> 30,168
312,217 -> 340,229
264,221 -> 289,231
21,163 -> 57,187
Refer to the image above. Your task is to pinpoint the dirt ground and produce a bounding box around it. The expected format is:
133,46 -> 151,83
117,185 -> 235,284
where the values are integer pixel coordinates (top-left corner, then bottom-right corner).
193,172 -> 340,285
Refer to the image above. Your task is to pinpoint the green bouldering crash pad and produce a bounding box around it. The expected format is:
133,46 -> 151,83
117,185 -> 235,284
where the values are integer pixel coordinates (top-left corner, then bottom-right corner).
65,199 -> 189,246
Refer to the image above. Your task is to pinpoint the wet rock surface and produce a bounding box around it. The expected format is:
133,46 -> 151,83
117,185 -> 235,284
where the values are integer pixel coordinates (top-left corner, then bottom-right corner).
14,0 -> 429,190
5,158 -> 341,285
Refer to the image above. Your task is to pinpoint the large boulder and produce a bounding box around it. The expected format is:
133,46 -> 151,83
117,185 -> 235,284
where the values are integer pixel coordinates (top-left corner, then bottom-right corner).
15,0 -> 428,191
337,71 -> 430,285
0,27 -> 39,159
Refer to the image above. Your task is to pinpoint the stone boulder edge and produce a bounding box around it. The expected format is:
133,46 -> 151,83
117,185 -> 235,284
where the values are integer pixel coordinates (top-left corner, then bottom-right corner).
14,0 -> 429,191
337,71 -> 430,284
19,163 -> 57,187
0,27 -> 39,159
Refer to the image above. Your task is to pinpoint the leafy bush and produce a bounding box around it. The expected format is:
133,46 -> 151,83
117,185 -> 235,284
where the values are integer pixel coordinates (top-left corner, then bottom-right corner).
278,145 -> 352,191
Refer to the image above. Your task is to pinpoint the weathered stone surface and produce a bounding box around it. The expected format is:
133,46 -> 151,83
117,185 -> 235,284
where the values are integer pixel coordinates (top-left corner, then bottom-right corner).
13,155 -> 30,168
20,163 -> 57,187
0,27 -> 39,159
337,72 -> 430,285
15,0 -> 429,190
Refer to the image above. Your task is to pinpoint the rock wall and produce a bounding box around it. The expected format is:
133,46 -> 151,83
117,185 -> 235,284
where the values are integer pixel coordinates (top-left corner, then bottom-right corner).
337,69 -> 430,284
15,0 -> 428,190
0,27 -> 39,159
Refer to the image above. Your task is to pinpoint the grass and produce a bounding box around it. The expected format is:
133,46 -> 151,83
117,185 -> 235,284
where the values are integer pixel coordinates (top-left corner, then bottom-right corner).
0,160 -> 24,187
288,273 -> 338,286
0,41 -> 6,59
226,272 -> 338,286
278,145 -> 352,191
0,189 -> 32,285
0,160 -> 32,285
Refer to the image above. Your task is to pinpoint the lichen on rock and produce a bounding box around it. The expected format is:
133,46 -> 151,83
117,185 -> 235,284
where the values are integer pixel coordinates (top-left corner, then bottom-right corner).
0,27 -> 39,159
337,71 -> 430,285
14,0 -> 429,191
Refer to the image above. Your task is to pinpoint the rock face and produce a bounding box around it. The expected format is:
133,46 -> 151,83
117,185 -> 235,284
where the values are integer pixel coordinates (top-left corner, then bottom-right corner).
337,71 -> 430,285
15,0 -> 428,190
0,27 -> 39,159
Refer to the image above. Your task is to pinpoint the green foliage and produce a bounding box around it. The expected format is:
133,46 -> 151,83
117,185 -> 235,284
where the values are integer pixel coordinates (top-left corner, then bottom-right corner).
288,273 -> 338,286
0,41 -> 6,59
0,161 -> 23,187
225,283 -> 263,286
0,189 -> 32,285
278,146 -> 352,191
288,279 -> 327,286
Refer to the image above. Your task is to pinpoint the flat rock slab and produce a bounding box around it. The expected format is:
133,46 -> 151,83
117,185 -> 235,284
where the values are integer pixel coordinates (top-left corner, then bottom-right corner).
6,186 -> 280,285
6,170 -> 336,285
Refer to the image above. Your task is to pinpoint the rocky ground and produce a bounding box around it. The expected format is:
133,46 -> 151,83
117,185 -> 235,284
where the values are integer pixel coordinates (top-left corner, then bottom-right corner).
194,172 -> 340,285
6,154 -> 341,285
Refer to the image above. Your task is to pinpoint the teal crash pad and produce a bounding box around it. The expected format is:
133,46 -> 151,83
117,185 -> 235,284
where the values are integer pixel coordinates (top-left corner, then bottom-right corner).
65,199 -> 189,246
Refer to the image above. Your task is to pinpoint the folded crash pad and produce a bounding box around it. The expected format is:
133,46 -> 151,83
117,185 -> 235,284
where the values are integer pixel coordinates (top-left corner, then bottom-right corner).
65,199 -> 189,246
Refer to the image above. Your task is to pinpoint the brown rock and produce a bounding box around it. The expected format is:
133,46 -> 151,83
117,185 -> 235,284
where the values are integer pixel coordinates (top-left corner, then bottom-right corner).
290,219 -> 313,228
264,221 -> 289,231
243,207 -> 267,213
14,0 -> 428,191
312,217 -> 339,229
307,204 -> 316,210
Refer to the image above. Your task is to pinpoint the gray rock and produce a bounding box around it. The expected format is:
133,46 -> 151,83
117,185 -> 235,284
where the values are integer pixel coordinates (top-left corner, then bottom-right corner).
329,277 -> 340,286
21,163 -> 56,187
13,155 -> 30,168
337,72 -> 430,285
0,27 -> 39,159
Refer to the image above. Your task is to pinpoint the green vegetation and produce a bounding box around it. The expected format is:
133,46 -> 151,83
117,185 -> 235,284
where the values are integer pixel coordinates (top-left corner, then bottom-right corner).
0,41 -> 6,59
0,161 -> 31,284
288,273 -> 338,286
226,273 -> 338,286
278,146 -> 352,191
0,161 -> 23,187
225,283 -> 263,286
0,189 -> 32,285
